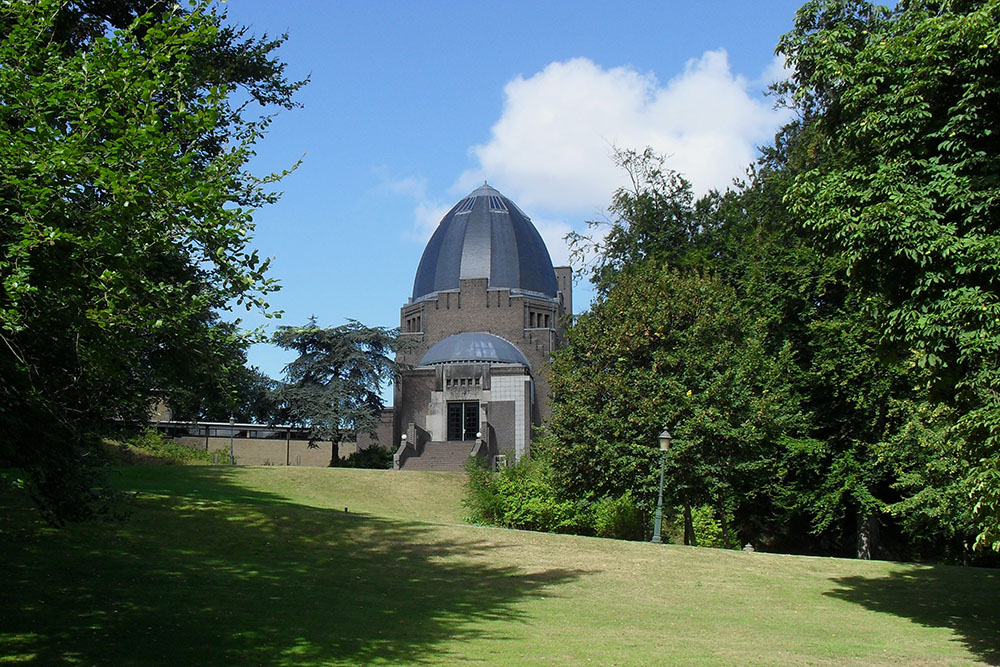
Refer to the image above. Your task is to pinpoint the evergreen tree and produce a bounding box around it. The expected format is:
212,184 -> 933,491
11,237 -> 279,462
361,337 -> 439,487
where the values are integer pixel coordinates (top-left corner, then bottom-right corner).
272,318 -> 401,466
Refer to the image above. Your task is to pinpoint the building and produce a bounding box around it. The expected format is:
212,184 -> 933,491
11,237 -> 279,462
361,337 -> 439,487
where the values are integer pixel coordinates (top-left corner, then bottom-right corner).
393,183 -> 571,470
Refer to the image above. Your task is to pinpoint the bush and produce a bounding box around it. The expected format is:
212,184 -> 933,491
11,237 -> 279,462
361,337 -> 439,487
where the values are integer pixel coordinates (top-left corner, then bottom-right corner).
668,504 -> 737,548
464,456 -> 505,524
106,429 -> 214,465
340,446 -> 393,469
464,456 -> 591,533
593,491 -> 646,540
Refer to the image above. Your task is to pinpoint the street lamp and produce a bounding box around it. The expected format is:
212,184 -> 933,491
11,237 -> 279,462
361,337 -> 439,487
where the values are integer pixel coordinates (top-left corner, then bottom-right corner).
651,427 -> 672,544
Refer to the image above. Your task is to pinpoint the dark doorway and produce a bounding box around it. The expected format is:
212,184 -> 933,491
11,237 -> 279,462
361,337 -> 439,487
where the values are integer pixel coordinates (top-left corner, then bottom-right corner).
447,402 -> 479,441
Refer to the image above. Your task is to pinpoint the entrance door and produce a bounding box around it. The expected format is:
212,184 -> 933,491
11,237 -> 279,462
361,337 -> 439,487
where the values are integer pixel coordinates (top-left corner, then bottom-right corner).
447,402 -> 479,441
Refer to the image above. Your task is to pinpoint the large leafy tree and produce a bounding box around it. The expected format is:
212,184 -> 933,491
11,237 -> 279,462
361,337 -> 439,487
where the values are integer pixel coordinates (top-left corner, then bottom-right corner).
776,0 -> 1000,550
567,147 -> 721,296
272,318 -> 401,466
542,264 -> 809,545
0,0 -> 302,523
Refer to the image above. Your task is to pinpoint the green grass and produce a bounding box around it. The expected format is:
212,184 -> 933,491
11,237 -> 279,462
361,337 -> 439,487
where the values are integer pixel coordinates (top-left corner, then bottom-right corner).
2,466 -> 999,665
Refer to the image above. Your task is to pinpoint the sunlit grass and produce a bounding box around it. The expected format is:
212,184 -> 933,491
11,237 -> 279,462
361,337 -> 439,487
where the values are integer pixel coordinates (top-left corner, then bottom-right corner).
2,466 -> 998,665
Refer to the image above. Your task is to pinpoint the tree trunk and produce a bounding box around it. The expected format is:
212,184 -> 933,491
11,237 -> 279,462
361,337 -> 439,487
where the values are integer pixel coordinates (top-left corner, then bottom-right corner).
329,436 -> 341,467
684,502 -> 698,546
856,512 -> 879,560
718,495 -> 729,549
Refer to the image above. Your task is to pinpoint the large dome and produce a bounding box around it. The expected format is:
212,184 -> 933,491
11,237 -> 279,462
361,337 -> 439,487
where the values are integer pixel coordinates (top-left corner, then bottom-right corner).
411,184 -> 558,301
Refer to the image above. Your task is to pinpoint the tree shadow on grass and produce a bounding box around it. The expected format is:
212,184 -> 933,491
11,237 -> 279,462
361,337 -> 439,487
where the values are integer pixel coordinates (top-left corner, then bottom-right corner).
0,470 -> 590,665
824,566 -> 1000,665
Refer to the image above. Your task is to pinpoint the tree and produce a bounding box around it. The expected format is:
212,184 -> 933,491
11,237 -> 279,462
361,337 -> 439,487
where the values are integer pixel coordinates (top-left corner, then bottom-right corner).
567,147 -> 715,296
776,0 -> 1000,550
272,318 -> 401,466
0,0 -> 303,523
169,358 -> 283,425
542,264 -> 810,546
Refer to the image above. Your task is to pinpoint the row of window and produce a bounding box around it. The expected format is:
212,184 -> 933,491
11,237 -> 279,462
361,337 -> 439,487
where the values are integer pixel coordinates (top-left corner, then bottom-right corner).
158,425 -> 313,441
404,314 -> 422,332
528,311 -> 552,329
445,377 -> 481,389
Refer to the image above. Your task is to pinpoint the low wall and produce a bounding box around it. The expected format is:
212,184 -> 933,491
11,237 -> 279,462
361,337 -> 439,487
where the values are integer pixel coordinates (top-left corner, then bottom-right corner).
156,420 -> 376,467
169,436 -> 359,467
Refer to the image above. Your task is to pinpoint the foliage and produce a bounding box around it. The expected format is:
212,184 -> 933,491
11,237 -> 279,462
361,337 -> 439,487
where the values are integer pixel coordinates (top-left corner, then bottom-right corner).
0,0 -> 302,523
668,504 -> 737,549
339,446 -> 393,470
542,263 -> 809,545
776,0 -> 1000,549
568,147 -> 709,295
464,456 -> 650,539
463,457 -> 590,534
272,317 -> 401,466
107,428 -> 214,465
592,491 -> 645,541
171,360 -> 283,424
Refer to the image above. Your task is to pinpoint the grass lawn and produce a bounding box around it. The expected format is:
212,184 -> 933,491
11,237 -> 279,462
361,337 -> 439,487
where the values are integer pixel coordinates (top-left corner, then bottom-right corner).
2,466 -> 999,665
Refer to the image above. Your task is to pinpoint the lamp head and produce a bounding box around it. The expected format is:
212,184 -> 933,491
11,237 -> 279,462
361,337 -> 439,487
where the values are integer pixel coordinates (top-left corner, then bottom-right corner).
658,428 -> 672,452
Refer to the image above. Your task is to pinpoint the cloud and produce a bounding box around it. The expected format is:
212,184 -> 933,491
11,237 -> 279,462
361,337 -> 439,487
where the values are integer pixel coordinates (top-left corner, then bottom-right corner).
376,173 -> 451,242
457,52 -> 793,213
412,200 -> 452,241
531,216 -> 575,268
757,53 -> 791,91
385,175 -> 428,199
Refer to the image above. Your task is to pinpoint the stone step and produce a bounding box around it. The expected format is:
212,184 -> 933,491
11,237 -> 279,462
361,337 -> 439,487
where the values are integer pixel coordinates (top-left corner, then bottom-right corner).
400,440 -> 476,471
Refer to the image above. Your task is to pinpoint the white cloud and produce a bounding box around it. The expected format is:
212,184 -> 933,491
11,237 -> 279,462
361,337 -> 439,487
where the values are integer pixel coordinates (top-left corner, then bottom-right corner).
377,173 -> 450,242
386,175 -> 428,199
757,53 -> 791,92
395,50 -> 791,291
457,52 -> 793,213
531,216 -> 575,268
412,200 -> 451,241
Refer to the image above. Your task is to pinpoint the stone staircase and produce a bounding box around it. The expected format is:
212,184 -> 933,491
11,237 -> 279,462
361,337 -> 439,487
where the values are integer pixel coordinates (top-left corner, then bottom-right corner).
400,440 -> 475,472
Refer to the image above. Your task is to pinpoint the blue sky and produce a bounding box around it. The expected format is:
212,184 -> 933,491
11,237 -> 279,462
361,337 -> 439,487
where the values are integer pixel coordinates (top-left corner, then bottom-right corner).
224,0 -> 806,382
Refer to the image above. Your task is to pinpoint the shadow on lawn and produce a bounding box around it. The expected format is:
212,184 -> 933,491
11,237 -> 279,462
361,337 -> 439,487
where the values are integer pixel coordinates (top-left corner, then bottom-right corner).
1,468 -> 589,665
824,565 -> 1000,665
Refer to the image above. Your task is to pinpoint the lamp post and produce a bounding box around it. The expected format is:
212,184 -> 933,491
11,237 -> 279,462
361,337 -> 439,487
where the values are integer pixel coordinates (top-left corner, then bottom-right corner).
651,427 -> 672,544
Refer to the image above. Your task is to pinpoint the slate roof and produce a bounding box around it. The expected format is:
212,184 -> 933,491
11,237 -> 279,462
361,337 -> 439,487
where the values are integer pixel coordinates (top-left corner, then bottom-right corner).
418,332 -> 530,367
411,184 -> 559,301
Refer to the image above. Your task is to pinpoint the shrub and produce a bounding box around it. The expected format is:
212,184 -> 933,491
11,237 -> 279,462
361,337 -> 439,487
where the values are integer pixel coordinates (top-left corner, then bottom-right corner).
668,504 -> 737,548
105,429 -> 214,465
464,456 -> 505,524
340,446 -> 393,469
464,456 -> 593,535
593,491 -> 646,540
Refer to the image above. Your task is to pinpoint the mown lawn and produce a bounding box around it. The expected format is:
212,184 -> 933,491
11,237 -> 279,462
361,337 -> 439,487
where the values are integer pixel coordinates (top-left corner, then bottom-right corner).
2,466 -> 998,665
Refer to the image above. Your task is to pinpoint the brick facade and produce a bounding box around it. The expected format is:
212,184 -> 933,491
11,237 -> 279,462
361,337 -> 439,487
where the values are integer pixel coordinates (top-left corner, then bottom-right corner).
394,273 -> 571,460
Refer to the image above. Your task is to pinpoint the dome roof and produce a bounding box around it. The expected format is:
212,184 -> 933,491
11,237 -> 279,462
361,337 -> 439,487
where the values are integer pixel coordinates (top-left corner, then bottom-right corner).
411,184 -> 558,301
418,332 -> 530,367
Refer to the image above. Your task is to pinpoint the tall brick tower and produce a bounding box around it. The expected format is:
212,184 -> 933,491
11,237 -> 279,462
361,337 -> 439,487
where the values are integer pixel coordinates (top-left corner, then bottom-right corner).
393,184 -> 571,469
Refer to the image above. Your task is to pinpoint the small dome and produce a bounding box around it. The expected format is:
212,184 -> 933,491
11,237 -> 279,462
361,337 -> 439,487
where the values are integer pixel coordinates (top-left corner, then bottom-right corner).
411,184 -> 558,301
418,332 -> 530,367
